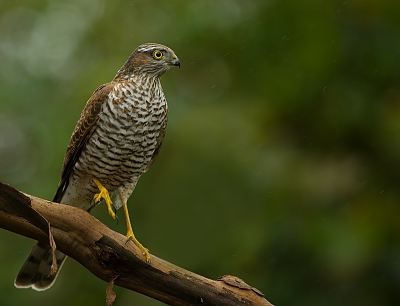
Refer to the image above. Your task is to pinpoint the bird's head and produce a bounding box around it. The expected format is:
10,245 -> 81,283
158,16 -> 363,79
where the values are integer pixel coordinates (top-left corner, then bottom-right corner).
115,43 -> 180,79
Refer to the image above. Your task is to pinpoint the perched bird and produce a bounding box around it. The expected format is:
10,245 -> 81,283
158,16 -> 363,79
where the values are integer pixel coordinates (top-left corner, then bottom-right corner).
14,43 -> 180,291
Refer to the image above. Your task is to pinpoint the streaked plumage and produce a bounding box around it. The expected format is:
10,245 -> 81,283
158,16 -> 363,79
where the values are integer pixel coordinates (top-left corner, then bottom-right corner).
15,43 -> 180,291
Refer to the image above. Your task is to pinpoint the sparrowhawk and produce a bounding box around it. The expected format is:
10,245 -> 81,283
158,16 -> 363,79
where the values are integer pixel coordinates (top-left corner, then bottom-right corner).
14,43 -> 180,291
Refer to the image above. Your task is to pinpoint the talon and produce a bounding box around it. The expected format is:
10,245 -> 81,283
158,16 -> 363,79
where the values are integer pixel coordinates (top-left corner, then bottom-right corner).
112,203 -> 119,223
126,233 -> 151,264
92,178 -> 116,220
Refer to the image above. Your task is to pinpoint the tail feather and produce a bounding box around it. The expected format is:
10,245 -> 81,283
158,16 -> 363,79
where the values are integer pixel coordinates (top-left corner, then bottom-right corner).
15,241 -> 67,291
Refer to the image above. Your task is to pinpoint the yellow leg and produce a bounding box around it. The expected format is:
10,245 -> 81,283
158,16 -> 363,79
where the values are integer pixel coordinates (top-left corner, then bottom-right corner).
123,202 -> 151,263
92,178 -> 116,220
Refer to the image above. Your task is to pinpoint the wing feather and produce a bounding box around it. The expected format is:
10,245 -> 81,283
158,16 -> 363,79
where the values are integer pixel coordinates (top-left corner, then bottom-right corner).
53,83 -> 114,202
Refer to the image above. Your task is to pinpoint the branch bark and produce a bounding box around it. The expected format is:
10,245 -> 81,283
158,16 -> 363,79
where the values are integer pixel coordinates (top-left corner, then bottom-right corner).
0,181 -> 273,306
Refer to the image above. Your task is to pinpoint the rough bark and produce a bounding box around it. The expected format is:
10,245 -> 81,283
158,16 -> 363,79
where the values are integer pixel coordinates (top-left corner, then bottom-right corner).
0,181 -> 273,306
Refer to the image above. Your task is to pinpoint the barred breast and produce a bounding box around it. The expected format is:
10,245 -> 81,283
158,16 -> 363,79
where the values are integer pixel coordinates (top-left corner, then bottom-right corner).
67,76 -> 168,210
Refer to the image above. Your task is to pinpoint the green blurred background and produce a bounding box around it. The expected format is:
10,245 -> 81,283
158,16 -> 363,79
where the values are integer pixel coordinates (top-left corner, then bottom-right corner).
0,0 -> 399,305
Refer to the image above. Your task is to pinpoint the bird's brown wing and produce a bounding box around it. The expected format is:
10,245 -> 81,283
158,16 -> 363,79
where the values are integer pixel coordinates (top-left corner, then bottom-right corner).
144,110 -> 168,172
53,83 -> 114,203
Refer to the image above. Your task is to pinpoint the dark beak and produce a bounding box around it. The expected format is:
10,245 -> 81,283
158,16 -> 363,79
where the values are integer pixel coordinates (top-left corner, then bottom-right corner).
171,55 -> 180,68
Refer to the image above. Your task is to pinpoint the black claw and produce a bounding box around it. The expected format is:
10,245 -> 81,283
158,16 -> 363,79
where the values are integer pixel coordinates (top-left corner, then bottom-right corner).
112,204 -> 119,224
125,236 -> 132,244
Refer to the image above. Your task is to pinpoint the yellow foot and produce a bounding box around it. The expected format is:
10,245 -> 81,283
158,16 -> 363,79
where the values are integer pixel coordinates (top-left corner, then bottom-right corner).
92,178 -> 116,220
123,202 -> 151,263
126,230 -> 151,264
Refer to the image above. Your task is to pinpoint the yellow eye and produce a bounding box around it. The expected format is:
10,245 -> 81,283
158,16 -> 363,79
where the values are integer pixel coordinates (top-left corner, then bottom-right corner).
153,50 -> 164,60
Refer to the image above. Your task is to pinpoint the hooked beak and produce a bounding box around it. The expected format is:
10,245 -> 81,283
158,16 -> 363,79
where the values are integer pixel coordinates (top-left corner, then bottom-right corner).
171,54 -> 180,68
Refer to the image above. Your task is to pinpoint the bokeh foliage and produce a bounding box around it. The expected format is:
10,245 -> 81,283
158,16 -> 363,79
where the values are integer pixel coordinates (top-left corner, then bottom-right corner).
0,0 -> 399,305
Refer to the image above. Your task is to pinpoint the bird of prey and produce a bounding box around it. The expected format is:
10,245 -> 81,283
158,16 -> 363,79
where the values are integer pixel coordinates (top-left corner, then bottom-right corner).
14,43 -> 180,291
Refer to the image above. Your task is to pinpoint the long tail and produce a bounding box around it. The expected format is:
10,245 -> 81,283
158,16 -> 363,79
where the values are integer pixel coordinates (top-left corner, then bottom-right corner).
14,241 -> 67,291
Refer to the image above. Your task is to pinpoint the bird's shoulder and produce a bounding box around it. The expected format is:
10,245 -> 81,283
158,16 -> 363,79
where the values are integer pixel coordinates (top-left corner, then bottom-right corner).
70,82 -> 114,139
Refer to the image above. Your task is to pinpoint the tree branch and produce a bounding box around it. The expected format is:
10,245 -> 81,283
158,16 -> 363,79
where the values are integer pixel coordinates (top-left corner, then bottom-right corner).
0,181 -> 273,306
